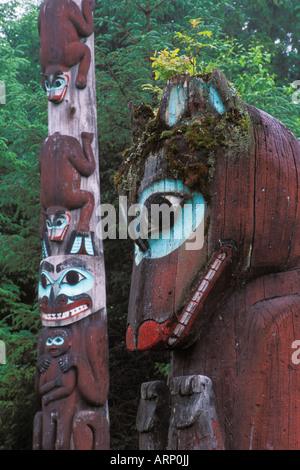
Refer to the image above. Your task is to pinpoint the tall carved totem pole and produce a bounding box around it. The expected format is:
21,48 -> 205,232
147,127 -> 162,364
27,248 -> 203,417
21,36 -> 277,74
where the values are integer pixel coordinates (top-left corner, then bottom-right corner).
116,71 -> 300,450
33,0 -> 109,450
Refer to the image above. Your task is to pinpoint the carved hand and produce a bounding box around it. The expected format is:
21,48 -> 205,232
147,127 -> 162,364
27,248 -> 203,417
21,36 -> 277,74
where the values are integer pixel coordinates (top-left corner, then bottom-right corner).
58,354 -> 74,373
37,354 -> 51,374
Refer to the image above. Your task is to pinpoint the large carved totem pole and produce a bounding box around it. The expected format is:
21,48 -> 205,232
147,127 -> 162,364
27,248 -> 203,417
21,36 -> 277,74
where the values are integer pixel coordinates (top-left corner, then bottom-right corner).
33,0 -> 109,450
116,71 -> 300,450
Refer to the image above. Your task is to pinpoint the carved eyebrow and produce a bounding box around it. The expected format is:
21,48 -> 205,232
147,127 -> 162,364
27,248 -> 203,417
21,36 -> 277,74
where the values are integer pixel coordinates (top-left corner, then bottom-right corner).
56,258 -> 87,273
40,261 -> 54,273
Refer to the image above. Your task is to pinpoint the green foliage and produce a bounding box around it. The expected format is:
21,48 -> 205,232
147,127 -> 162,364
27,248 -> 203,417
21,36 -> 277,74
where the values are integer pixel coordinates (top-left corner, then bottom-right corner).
0,0 -> 46,450
147,19 -> 300,138
150,18 -> 216,81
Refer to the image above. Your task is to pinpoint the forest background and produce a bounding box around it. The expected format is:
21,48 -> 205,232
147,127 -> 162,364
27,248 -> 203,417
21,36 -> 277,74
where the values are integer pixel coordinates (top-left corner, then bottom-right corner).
0,0 -> 299,450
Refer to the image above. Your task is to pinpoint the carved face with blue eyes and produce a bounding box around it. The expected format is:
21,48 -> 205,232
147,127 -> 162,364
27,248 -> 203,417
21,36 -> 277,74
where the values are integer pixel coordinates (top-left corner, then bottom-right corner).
44,72 -> 70,104
118,71 -> 254,351
38,256 -> 96,326
45,329 -> 71,357
46,210 -> 71,242
125,178 -> 219,351
126,180 -> 206,265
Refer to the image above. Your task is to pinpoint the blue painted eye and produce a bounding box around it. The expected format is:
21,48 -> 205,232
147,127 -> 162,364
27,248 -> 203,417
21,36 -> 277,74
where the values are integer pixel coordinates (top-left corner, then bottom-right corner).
54,218 -> 67,228
46,336 -> 64,346
61,270 -> 86,286
53,336 -> 64,346
45,80 -> 51,91
40,273 -> 52,289
46,219 -> 53,229
134,179 -> 205,264
53,78 -> 65,89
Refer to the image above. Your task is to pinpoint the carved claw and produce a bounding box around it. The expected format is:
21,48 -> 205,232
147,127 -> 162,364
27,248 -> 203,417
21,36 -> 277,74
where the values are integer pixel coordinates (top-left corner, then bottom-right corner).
76,222 -> 91,235
59,354 -> 74,373
37,354 -> 51,374
75,81 -> 88,90
81,131 -> 94,143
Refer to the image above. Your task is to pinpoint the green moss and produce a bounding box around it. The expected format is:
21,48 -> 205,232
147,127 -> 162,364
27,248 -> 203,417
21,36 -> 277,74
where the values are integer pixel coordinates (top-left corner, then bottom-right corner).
132,103 -> 154,119
160,130 -> 173,140
115,98 -> 251,203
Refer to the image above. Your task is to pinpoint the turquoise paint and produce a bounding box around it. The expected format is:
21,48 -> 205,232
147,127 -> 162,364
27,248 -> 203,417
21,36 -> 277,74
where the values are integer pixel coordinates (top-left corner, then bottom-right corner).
167,83 -> 187,126
39,267 -> 94,300
166,81 -> 225,127
209,85 -> 225,114
133,179 -> 205,265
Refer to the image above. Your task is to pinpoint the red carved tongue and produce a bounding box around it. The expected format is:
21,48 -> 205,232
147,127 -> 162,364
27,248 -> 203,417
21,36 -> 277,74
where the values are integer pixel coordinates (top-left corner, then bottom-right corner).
126,319 -> 175,351
126,247 -> 232,351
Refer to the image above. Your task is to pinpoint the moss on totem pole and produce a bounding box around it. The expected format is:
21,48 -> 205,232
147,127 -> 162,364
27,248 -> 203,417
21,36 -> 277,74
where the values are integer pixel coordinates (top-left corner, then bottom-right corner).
115,73 -> 252,203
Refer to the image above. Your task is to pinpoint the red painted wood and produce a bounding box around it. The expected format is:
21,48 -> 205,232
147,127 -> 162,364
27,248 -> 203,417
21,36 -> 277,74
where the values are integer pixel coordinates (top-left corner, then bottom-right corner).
123,72 -> 300,449
172,270 -> 300,449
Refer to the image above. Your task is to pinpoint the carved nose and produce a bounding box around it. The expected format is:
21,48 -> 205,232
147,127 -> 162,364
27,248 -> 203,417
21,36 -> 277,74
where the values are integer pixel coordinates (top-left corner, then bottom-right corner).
49,282 -> 60,307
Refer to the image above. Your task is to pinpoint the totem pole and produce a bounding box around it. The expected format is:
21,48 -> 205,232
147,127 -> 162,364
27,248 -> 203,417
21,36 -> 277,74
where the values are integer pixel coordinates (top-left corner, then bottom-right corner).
33,0 -> 109,450
116,71 -> 300,450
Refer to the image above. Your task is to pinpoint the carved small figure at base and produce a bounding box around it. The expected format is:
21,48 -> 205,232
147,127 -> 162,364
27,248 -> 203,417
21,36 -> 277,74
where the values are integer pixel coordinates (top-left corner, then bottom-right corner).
168,375 -> 224,450
33,318 -> 109,450
33,328 -> 76,450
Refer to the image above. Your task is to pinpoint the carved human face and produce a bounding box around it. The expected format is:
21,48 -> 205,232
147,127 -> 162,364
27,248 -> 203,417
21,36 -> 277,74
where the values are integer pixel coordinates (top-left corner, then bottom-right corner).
44,72 -> 70,104
46,210 -> 71,242
38,255 -> 105,326
45,329 -> 71,357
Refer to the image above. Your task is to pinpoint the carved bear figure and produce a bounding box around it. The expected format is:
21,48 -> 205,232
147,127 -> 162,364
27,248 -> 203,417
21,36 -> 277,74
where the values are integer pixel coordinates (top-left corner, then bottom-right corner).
117,71 -> 300,449
39,132 -> 95,237
38,0 -> 95,100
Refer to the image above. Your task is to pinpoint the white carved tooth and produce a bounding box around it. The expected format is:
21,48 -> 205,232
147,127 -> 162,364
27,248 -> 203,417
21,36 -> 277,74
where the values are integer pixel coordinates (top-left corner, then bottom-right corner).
173,323 -> 185,337
198,279 -> 209,293
205,268 -> 216,282
168,336 -> 178,346
211,257 -> 222,271
186,301 -> 198,314
179,311 -> 192,326
192,290 -> 203,303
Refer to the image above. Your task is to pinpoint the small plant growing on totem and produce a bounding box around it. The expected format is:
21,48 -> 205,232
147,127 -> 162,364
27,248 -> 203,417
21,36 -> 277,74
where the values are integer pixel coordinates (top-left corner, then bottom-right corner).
150,18 -> 216,82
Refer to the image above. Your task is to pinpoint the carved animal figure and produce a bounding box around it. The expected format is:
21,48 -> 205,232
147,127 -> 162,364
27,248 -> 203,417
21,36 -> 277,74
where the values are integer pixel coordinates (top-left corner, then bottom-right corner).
116,70 -> 300,449
33,318 -> 109,450
38,0 -> 94,94
39,132 -> 95,237
34,328 -> 76,450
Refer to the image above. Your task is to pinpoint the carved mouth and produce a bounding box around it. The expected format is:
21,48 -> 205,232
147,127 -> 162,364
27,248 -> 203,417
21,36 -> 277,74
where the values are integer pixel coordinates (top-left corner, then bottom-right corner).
126,247 -> 232,350
41,298 -> 92,322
